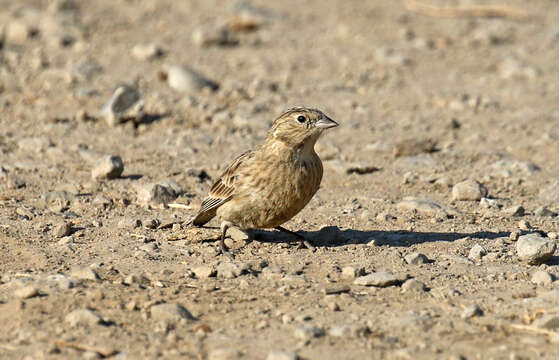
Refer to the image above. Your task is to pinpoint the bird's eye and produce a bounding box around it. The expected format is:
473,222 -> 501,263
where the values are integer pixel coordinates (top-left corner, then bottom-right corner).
297,115 -> 306,123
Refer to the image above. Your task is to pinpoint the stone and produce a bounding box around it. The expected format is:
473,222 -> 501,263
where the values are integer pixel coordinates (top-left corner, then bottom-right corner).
401,279 -> 426,292
17,136 -> 53,152
396,197 -> 455,216
14,285 -> 39,299
131,43 -> 164,60
518,220 -> 532,230
461,305 -> 483,319
327,325 -> 352,337
532,314 -> 559,329
6,20 -> 39,43
136,179 -> 183,207
341,265 -> 364,278
516,233 -> 556,265
208,348 -> 242,360
480,198 -> 499,209
539,180 -> 559,204
353,271 -> 399,287
192,24 -> 237,47
41,191 -> 73,212
217,262 -> 244,279
503,205 -> 525,217
266,351 -> 298,360
91,155 -> 124,180
162,65 -> 219,92
46,274 -> 75,290
71,267 -> 100,281
404,252 -> 429,265
468,244 -> 487,261
150,303 -> 195,322
53,222 -> 72,238
531,270 -> 554,286
228,227 -> 251,242
99,85 -> 142,126
191,265 -> 216,279
293,324 -> 324,341
65,309 -> 103,326
535,206 -> 557,217
118,218 -> 142,229
452,180 -> 488,201
393,138 -> 437,157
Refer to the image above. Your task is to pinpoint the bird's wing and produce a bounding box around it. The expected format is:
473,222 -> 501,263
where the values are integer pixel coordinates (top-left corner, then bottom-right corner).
192,150 -> 252,226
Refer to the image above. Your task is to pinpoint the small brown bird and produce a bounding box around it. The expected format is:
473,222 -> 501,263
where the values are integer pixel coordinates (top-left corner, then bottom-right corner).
192,106 -> 339,253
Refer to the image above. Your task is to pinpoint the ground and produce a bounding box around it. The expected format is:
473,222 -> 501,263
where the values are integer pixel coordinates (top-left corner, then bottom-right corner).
1,0 -> 559,359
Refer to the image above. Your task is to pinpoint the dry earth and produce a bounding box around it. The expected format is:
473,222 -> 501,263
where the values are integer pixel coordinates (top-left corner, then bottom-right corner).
1,0 -> 559,359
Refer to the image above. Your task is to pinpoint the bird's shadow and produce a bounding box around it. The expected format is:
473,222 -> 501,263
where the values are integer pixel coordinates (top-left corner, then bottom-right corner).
245,226 -> 514,248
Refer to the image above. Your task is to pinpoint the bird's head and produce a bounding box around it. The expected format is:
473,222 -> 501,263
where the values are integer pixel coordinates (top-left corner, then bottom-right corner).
268,107 -> 339,148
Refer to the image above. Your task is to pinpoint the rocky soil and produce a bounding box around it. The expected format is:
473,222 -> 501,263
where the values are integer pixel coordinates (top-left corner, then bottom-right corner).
1,0 -> 559,359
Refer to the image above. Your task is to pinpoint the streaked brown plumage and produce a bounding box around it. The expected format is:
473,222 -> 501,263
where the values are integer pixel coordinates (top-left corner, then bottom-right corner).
193,106 -> 339,253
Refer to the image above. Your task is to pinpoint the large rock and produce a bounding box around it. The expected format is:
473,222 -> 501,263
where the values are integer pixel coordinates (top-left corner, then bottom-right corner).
99,85 -> 142,126
516,233 -> 556,265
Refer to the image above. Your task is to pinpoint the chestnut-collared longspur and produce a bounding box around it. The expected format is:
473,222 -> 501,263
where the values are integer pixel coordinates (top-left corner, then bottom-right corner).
192,107 -> 339,253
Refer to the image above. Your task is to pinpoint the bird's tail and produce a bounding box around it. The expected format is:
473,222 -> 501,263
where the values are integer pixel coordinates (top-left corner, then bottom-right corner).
192,209 -> 216,227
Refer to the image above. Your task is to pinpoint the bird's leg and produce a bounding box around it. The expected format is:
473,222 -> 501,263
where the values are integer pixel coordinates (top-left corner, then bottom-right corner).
275,226 -> 314,250
220,221 -> 234,258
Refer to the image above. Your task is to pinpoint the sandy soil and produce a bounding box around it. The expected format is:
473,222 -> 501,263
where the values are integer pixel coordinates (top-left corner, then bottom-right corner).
1,0 -> 559,359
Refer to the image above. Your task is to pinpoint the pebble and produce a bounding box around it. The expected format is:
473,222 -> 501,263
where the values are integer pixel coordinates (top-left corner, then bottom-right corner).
498,57 -> 538,79
341,265 -> 364,278
14,285 -> 39,299
401,279 -> 426,292
192,24 -> 236,47
117,218 -> 141,229
516,233 -> 556,265
396,197 -> 453,215
393,138 -> 437,157
99,85 -> 142,127
327,325 -> 352,337
41,190 -> 73,212
228,227 -> 251,242
162,65 -> 219,92
509,230 -> 521,241
375,47 -> 411,66
17,136 -> 54,152
71,267 -> 100,281
217,262 -> 244,279
376,212 -> 396,221
191,265 -> 216,279
535,206 -> 557,217
150,303 -> 195,322
65,309 -> 103,326
46,274 -> 75,290
539,180 -> 559,204
208,348 -> 242,360
353,271 -> 399,287
136,179 -> 183,207
452,180 -> 488,201
265,351 -> 298,360
468,244 -> 487,261
503,205 -> 525,217
480,197 -> 499,209
293,324 -> 324,341
532,314 -> 559,329
531,270 -> 554,286
518,220 -> 532,231
461,305 -> 483,319
131,43 -> 164,60
404,252 -> 429,265
91,155 -> 124,180
6,20 -> 39,43
53,222 -> 72,238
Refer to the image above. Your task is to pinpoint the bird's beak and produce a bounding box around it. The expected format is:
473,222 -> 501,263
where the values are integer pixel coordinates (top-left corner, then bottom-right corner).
315,117 -> 339,129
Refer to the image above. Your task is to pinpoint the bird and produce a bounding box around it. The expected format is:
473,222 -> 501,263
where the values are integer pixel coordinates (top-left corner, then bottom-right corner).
192,106 -> 339,254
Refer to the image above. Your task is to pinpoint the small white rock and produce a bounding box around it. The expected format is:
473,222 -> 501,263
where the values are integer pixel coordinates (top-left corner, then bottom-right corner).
91,155 -> 124,180
452,180 -> 488,201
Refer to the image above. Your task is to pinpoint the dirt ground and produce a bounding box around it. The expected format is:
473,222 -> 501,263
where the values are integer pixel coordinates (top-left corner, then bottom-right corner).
1,0 -> 559,359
